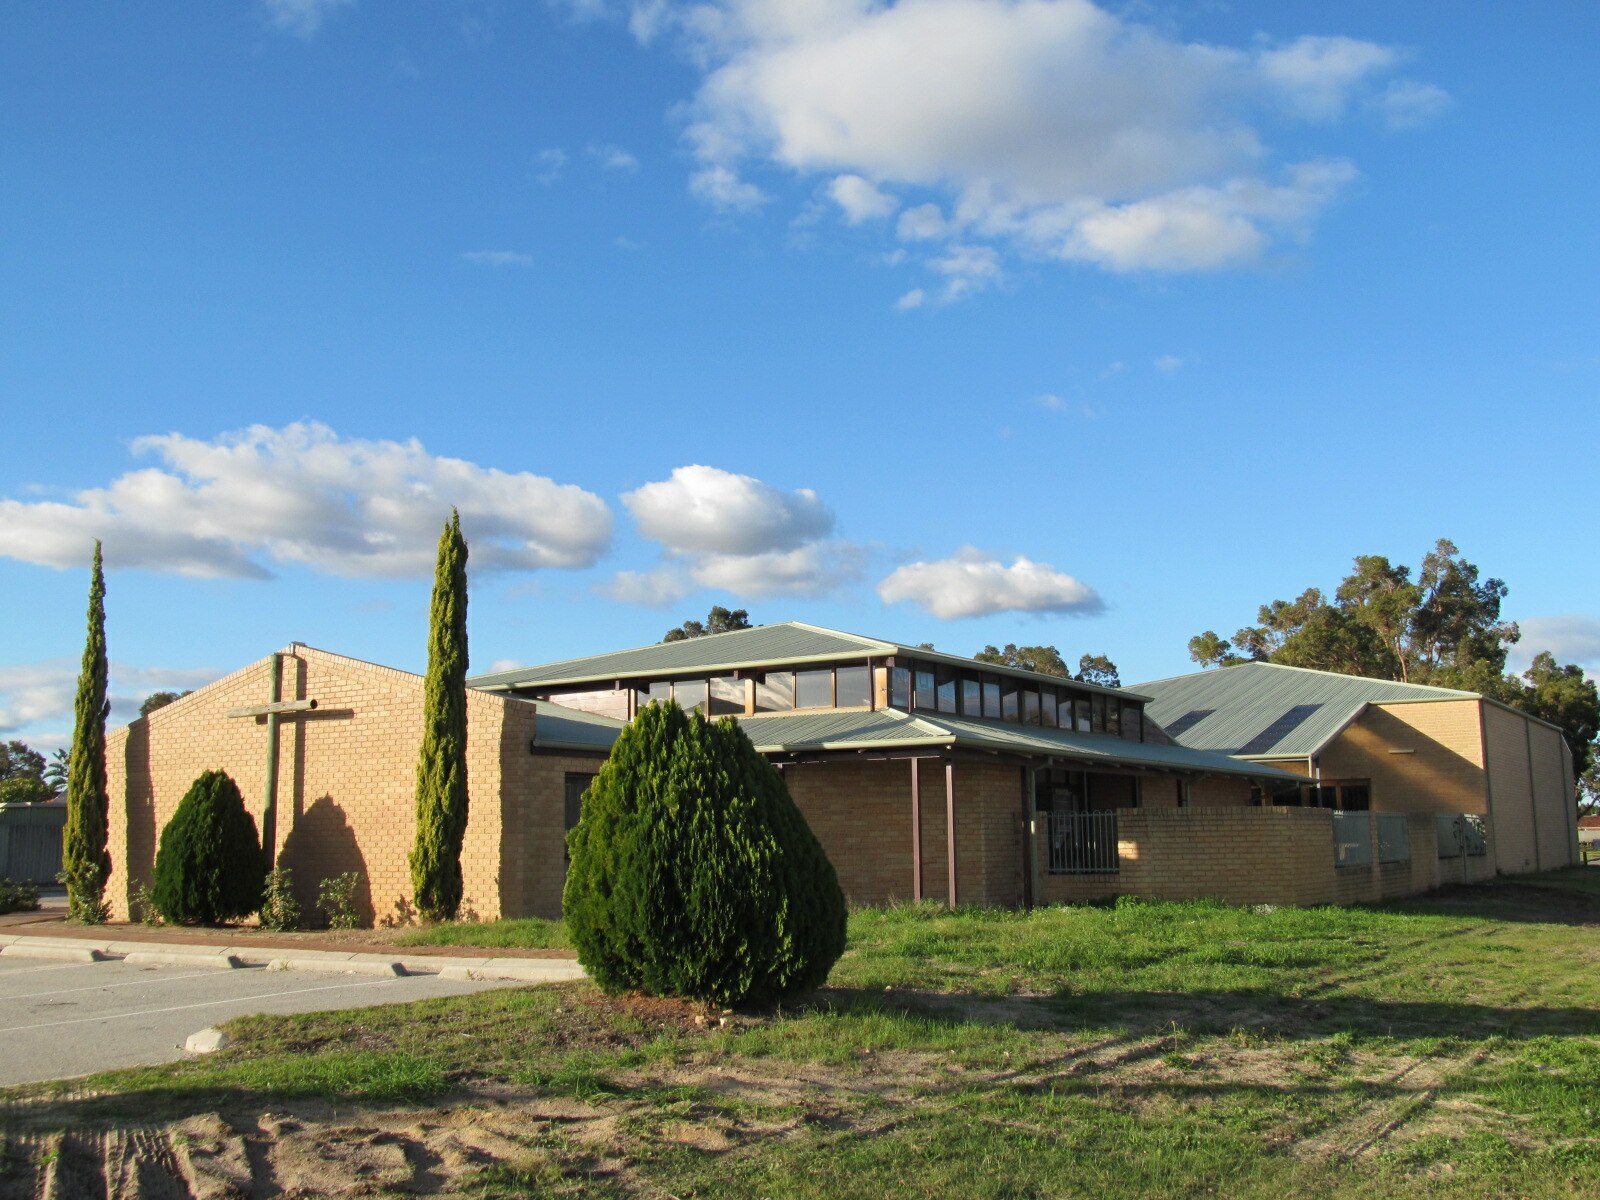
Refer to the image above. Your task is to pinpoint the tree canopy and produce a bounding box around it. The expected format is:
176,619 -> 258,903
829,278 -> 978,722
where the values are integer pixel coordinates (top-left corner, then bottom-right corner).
974,645 -> 1121,687
1187,539 -> 1598,791
139,690 -> 192,717
0,742 -> 58,804
663,606 -> 752,643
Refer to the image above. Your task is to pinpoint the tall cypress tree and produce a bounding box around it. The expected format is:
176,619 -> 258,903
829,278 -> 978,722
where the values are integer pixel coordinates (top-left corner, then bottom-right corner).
62,540 -> 111,923
409,509 -> 469,921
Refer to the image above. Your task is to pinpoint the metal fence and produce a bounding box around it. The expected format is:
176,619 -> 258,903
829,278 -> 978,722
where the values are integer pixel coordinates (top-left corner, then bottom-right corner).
0,803 -> 66,885
1376,813 -> 1411,864
1331,810 -> 1372,868
1435,813 -> 1487,858
1047,810 -> 1119,875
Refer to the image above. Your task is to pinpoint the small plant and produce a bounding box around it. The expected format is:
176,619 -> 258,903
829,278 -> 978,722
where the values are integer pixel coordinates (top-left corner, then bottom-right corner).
0,878 -> 40,915
258,866 -> 301,932
318,872 -> 364,930
150,769 -> 267,925
58,869 -> 110,924
129,881 -> 163,926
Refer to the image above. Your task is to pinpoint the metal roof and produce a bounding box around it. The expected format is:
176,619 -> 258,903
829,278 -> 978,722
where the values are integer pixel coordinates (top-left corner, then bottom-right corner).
470,621 -> 1143,700
1129,662 -> 1477,759
527,700 -> 627,752
529,700 -> 1296,781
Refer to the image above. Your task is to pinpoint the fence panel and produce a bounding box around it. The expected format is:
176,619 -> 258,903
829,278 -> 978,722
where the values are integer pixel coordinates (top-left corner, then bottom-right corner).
0,803 -> 66,884
1376,813 -> 1411,864
1047,811 -> 1119,875
1435,814 -> 1488,859
1332,810 -> 1372,868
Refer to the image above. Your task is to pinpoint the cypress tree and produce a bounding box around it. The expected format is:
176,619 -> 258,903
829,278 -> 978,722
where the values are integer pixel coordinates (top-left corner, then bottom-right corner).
61,540 -> 111,923
409,509 -> 470,921
564,702 -> 847,1005
149,770 -> 266,925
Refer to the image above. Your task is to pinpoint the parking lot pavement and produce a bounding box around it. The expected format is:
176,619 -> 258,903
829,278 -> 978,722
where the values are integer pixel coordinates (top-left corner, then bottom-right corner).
0,956 -> 513,1087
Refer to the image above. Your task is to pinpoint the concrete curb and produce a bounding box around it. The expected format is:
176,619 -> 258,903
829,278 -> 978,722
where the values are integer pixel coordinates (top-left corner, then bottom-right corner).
0,931 -> 586,983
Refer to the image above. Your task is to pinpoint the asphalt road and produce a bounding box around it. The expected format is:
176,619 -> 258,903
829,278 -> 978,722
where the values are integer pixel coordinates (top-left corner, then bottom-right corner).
0,955 -> 511,1087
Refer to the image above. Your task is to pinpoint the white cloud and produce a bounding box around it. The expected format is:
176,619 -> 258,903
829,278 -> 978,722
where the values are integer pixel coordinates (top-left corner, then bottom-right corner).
1154,354 -> 1184,373
895,288 -> 926,311
689,164 -> 768,210
877,546 -> 1103,620
1375,79 -> 1453,130
618,465 -> 862,600
588,143 -> 641,171
260,0 -> 354,39
462,250 -> 535,267
0,660 -> 221,741
487,658 -> 525,675
533,148 -> 568,185
597,567 -> 695,607
623,464 -> 834,556
1037,393 -> 1065,410
0,422 -> 613,580
828,174 -> 896,224
648,0 -> 1427,281
930,243 -> 1003,299
1511,615 -> 1600,673
1256,35 -> 1399,121
614,236 -> 647,251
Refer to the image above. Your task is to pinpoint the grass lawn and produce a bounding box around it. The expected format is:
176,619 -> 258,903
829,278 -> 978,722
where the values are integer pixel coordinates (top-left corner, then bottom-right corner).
4,871 -> 1599,1198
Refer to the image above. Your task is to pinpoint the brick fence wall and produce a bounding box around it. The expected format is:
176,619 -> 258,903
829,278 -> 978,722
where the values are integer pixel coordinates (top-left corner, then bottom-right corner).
106,645 -> 551,925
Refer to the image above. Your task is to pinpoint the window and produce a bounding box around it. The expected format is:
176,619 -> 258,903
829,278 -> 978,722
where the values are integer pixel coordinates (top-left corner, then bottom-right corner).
836,664 -> 871,708
1000,677 -> 1020,721
797,668 -> 833,709
983,677 -> 1001,718
1091,694 -> 1107,733
1074,697 -> 1092,732
1040,690 -> 1058,728
674,679 -> 708,714
889,666 -> 910,708
1106,699 -> 1121,736
914,667 -> 937,710
1021,689 -> 1041,726
563,773 -> 597,862
961,674 -> 983,717
1122,704 -> 1142,741
1340,784 -> 1371,811
708,675 -> 744,716
936,665 -> 958,713
756,670 -> 794,712
636,680 -> 672,710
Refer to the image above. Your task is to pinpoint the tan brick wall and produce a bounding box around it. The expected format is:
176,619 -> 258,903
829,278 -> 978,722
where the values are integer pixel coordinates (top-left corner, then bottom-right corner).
1528,720 -> 1577,869
1036,808 -> 1442,909
779,759 -> 1025,908
106,646 -> 557,925
1188,776 -> 1255,807
1317,700 -> 1488,815
1484,702 -> 1538,874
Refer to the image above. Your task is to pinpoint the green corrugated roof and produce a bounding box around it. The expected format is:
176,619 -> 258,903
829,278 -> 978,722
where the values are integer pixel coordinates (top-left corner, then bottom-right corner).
470,621 -> 1142,699
528,700 -> 1297,781
1129,662 -> 1477,759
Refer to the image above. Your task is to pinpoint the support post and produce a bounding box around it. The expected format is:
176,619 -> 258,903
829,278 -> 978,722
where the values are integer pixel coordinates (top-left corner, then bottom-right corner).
945,759 -> 957,908
910,758 -> 923,902
262,652 -> 282,867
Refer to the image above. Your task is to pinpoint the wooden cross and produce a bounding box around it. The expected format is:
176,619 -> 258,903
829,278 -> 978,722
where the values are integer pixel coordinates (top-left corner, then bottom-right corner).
227,649 -> 320,866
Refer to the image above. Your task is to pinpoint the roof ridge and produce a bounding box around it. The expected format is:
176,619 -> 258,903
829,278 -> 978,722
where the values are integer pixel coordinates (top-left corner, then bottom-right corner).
1133,659 -> 1478,698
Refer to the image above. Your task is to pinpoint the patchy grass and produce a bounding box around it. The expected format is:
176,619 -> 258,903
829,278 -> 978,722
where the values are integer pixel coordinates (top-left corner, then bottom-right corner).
5,871 -> 1600,1198
392,914 -> 572,951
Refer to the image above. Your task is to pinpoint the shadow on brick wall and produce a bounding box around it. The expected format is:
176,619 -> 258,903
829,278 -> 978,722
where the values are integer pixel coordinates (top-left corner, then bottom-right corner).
280,794 -> 373,926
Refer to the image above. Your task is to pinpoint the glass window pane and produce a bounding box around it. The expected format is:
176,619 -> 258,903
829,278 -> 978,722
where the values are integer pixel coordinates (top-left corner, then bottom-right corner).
797,668 -> 833,709
1121,704 -> 1142,741
1106,700 -> 1121,736
961,674 -> 982,717
1340,784 -> 1370,811
836,665 -> 870,707
1001,678 -> 1020,721
1021,689 -> 1041,726
936,665 -> 958,713
983,678 -> 1001,718
914,668 -> 937,710
1074,697 -> 1092,732
1090,694 -> 1106,732
1040,690 -> 1058,728
890,666 -> 910,708
708,675 -> 744,717
637,680 -> 672,710
674,679 -> 708,714
755,671 -> 794,712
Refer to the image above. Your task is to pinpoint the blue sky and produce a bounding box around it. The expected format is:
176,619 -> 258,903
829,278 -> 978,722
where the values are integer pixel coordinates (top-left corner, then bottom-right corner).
2,0 -> 1597,749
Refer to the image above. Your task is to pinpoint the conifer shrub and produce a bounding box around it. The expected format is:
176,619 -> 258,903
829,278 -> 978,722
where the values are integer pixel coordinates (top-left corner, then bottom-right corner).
563,701 -> 847,1006
150,770 -> 267,925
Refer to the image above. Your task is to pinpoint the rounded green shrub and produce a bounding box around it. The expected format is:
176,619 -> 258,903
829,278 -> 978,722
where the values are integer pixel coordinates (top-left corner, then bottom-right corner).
563,701 -> 847,1006
150,769 -> 267,925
